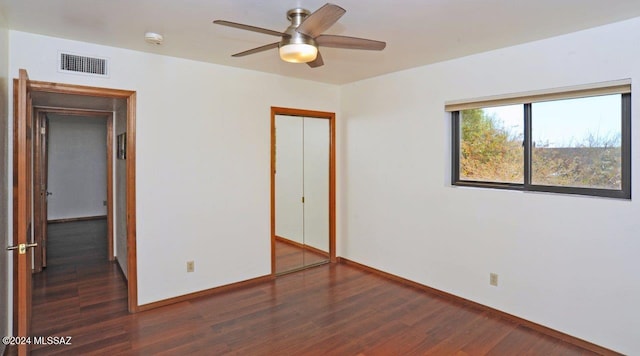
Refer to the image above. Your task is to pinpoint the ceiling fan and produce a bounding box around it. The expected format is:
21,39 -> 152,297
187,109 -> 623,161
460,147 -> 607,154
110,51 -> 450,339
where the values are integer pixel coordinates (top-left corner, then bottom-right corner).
213,3 -> 386,68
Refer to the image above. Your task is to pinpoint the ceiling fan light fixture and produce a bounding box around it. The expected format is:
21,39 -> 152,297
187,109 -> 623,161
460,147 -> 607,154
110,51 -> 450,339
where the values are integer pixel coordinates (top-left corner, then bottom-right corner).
279,43 -> 318,63
214,3 -> 385,68
144,32 -> 164,45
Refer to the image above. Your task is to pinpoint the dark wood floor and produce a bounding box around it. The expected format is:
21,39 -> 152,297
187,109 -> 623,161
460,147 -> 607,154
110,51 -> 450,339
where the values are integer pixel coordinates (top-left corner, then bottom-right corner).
275,240 -> 329,274
12,220 -> 602,355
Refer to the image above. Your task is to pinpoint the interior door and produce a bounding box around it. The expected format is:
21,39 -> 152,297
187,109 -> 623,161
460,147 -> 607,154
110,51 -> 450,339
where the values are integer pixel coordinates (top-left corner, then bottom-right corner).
10,68 -> 35,356
33,112 -> 49,271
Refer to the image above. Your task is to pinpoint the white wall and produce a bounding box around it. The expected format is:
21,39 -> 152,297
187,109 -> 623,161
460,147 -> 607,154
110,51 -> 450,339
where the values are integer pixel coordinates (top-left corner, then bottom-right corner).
47,116 -> 107,220
0,9 -> 9,353
114,103 -> 127,277
8,30 -> 340,306
340,17 -> 640,354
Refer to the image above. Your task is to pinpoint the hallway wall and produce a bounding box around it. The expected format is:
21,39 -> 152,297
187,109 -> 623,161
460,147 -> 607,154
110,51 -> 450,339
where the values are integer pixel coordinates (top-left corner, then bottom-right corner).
114,104 -> 127,277
47,116 -> 107,220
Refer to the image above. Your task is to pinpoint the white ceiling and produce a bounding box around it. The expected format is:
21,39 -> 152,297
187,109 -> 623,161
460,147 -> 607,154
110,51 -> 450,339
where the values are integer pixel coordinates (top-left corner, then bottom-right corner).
3,0 -> 640,85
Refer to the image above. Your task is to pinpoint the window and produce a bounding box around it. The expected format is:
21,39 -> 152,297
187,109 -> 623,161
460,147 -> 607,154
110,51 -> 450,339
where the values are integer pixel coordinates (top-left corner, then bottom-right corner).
450,83 -> 631,199
457,104 -> 524,184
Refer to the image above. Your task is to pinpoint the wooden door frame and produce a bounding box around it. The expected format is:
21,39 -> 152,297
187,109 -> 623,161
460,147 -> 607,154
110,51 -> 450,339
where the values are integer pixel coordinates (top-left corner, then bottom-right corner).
12,69 -> 33,356
14,78 -> 139,312
270,107 -> 336,275
33,108 -> 115,271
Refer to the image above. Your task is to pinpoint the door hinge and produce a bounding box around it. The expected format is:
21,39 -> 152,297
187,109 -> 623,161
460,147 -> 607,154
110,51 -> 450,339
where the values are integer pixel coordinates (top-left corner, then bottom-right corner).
302,196 -> 305,203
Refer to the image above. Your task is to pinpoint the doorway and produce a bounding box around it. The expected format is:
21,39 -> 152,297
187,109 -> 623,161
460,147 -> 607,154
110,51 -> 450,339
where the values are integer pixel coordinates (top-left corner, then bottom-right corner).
11,69 -> 138,354
270,107 -> 336,275
27,79 -> 137,311
32,108 -> 114,272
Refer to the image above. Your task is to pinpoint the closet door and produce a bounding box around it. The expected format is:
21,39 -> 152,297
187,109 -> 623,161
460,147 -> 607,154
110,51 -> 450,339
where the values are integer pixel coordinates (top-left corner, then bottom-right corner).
302,117 -> 329,255
274,114 -> 331,274
274,115 -> 304,271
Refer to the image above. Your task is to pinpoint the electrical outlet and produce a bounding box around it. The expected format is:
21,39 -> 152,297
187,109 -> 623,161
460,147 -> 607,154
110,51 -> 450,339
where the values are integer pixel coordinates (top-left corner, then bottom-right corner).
490,273 -> 498,286
187,261 -> 195,273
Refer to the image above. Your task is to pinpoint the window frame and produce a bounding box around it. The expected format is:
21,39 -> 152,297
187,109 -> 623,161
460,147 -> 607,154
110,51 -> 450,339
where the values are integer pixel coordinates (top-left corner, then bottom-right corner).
451,92 -> 631,199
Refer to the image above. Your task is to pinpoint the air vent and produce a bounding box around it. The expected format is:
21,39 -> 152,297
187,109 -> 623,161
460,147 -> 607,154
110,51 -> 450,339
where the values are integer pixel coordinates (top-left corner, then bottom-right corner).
58,52 -> 109,77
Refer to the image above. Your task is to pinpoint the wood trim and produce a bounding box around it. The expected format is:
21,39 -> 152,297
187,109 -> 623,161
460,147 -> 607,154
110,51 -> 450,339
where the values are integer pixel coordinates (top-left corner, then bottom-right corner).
137,274 -> 274,312
337,257 -> 622,356
47,215 -> 107,224
126,92 -> 138,313
13,69 -> 33,356
270,107 -> 337,275
328,109 -> 336,263
270,111 -> 276,275
28,80 -> 135,98
275,236 -> 330,257
271,106 -> 337,120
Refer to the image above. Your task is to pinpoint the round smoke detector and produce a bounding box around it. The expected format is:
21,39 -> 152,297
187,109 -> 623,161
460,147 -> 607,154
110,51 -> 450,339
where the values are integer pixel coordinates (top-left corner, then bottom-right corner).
144,32 -> 164,45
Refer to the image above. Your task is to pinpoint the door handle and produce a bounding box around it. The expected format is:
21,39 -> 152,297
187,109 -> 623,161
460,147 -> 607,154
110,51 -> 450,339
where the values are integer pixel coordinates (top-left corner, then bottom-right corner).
6,243 -> 38,254
46,191 -> 53,196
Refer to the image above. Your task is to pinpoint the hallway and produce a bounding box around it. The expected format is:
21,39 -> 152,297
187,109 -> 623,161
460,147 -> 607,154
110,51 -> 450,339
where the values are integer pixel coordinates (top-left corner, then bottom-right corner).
30,219 -> 128,354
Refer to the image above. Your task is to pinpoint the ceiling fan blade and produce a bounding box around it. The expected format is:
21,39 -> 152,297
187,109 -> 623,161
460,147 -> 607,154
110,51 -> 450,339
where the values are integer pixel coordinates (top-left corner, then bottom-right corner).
232,42 -> 280,57
307,51 -> 324,68
316,35 -> 386,50
296,3 -> 346,38
213,20 -> 288,37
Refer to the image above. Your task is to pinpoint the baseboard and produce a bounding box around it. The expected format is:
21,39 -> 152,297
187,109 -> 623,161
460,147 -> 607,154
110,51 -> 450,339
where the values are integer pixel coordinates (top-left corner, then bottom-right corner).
337,257 -> 621,356
275,235 -> 330,257
137,238 -> 328,311
48,215 -> 107,224
137,274 -> 274,312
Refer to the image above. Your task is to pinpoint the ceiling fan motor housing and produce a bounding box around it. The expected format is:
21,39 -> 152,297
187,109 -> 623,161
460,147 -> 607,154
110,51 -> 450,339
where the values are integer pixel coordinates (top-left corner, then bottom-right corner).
281,8 -> 316,49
